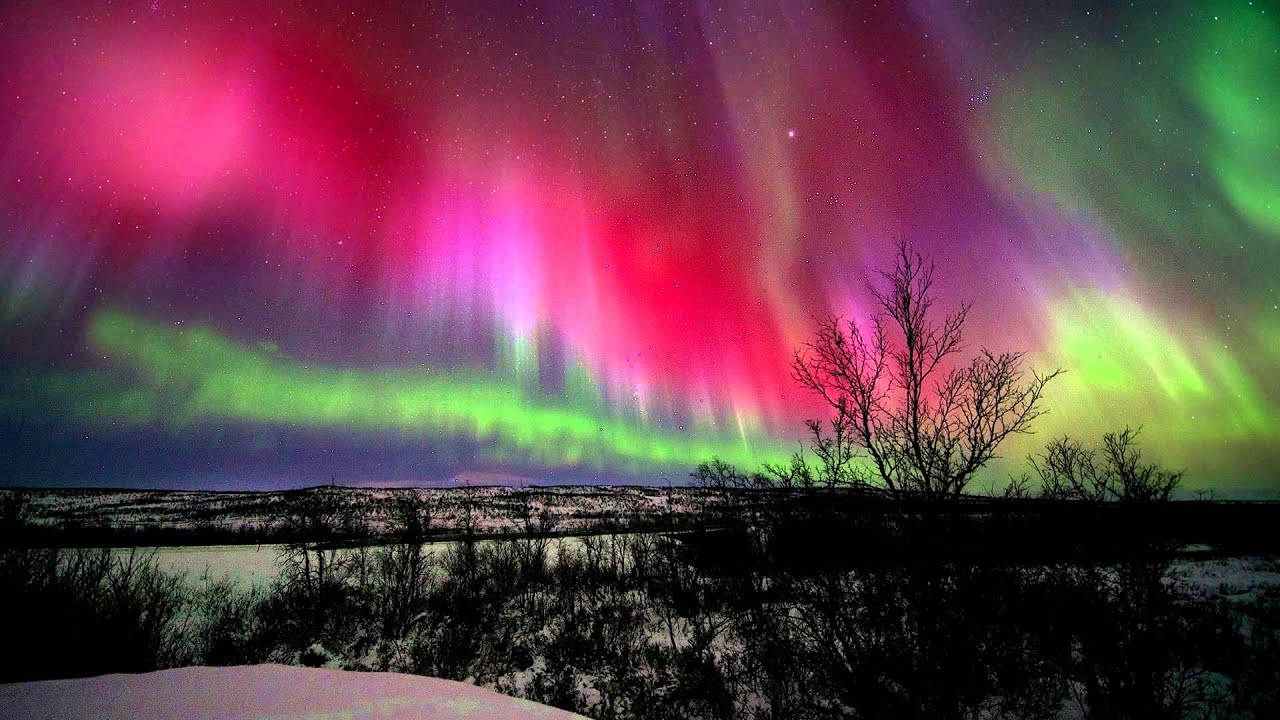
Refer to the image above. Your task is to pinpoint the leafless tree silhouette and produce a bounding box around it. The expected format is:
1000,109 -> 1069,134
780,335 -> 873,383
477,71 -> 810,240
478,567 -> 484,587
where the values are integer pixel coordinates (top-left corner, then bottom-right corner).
792,240 -> 1062,497
1032,426 -> 1183,503
276,488 -> 364,603
372,491 -> 435,642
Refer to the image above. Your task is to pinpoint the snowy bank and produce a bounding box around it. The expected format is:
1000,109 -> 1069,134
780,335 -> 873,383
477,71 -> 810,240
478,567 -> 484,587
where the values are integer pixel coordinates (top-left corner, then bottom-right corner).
0,664 -> 589,719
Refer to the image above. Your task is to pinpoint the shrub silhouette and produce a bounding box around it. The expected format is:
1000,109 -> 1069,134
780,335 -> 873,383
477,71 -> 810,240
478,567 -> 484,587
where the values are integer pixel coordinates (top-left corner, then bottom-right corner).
0,546 -> 190,682
1032,426 -> 1184,502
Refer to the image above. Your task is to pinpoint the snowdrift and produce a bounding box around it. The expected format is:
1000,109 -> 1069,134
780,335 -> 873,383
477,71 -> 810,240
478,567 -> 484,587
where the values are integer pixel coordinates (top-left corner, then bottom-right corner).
0,664 -> 589,719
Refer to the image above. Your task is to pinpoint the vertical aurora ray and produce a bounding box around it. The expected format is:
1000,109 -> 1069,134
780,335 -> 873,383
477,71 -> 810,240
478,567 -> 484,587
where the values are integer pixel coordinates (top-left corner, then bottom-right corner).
0,0 -> 1275,490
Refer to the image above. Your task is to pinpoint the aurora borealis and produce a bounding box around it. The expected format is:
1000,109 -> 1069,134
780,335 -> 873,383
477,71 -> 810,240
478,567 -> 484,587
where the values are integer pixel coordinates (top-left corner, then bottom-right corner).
0,1 -> 1276,491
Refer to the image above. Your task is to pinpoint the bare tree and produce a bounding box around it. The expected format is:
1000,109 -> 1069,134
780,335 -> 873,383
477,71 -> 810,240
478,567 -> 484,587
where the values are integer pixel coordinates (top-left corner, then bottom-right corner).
690,457 -> 748,525
801,413 -> 863,488
276,487 -> 365,600
1032,427 -> 1183,503
755,416 -> 864,491
792,240 -> 1061,498
511,490 -> 554,596
373,491 -> 435,641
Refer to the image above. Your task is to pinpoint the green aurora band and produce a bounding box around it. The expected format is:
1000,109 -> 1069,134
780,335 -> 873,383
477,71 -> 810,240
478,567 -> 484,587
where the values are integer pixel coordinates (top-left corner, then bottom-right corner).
4,309 -> 792,474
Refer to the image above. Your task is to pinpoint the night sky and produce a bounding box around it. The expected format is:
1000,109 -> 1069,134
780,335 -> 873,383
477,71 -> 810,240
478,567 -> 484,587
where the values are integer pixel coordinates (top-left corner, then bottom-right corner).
1,1 -> 1276,491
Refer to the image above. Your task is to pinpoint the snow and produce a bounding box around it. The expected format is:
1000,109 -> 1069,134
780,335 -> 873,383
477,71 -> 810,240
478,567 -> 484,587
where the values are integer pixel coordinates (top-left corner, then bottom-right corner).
1168,554 -> 1280,603
0,664 -> 590,720
138,544 -> 281,587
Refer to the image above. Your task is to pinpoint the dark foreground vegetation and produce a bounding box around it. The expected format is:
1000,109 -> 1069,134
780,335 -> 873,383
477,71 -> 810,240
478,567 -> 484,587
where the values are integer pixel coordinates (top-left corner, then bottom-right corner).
3,487 -> 1279,719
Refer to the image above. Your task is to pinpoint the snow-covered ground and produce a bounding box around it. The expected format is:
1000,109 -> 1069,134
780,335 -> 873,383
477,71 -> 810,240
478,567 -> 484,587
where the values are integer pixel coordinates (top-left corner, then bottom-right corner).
0,664 -> 589,719
1168,554 -> 1280,603
136,544 -> 281,586
139,535 -> 597,587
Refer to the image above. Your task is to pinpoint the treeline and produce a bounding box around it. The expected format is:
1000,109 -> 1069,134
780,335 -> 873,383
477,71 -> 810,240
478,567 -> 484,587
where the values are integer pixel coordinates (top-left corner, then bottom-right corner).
12,489 -> 1280,557
2,489 -> 1277,719
1,485 -> 705,548
684,489 -> 1280,566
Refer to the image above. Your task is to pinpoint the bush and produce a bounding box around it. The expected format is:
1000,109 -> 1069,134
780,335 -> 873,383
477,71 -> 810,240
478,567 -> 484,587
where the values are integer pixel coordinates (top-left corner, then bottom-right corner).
0,547 -> 191,682
1032,427 -> 1184,502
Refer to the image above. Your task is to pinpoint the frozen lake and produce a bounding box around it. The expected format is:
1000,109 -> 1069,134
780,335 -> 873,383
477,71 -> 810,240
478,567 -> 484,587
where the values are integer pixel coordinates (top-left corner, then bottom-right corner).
133,544 -> 282,587
129,535 -> 597,587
